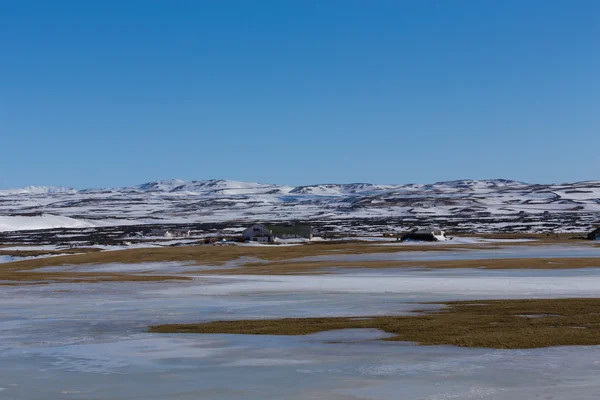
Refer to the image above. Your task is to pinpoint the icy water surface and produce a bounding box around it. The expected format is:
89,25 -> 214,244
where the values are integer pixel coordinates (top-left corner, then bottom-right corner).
3,265 -> 600,399
297,244 -> 600,263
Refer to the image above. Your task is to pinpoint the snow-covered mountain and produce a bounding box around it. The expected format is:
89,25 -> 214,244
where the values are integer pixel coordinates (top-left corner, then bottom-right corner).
0,186 -> 77,196
0,179 -> 599,233
289,183 -> 395,195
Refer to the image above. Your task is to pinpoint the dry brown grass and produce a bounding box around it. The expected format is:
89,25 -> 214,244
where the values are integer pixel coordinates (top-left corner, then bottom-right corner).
0,242 -> 497,271
0,270 -> 190,285
5,238 -> 594,273
149,298 -> 600,349
464,233 -> 586,243
0,248 -> 103,258
1,239 -> 598,283
0,247 -> 197,284
200,257 -> 600,275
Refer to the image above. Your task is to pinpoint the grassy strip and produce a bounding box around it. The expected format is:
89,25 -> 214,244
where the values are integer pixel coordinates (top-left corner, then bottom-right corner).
0,242 -> 502,272
2,237 -> 593,273
0,271 -> 191,285
1,239 -> 596,282
0,248 -> 103,257
149,298 -> 600,349
199,257 -> 600,275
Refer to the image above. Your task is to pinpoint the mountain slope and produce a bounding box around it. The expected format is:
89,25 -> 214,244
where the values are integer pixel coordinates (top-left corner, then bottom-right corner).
0,179 -> 598,232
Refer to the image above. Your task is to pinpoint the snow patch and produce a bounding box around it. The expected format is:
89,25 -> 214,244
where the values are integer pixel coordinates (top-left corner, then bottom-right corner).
0,214 -> 99,232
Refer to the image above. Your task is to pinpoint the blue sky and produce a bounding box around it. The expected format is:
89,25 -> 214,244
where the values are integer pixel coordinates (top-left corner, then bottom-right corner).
1,0 -> 598,189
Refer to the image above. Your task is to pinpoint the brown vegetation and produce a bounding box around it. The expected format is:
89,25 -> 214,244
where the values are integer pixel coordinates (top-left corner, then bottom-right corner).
0,270 -> 190,285
0,247 -> 103,258
201,257 -> 600,275
149,298 -> 600,349
1,239 -> 598,283
0,242 -> 486,271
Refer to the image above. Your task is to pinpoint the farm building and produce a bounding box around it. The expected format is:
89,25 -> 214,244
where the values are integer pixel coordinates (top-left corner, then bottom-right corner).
400,229 -> 447,242
242,222 -> 313,243
148,228 -> 191,238
269,222 -> 313,240
171,228 -> 191,238
587,227 -> 600,240
149,229 -> 172,237
242,224 -> 274,243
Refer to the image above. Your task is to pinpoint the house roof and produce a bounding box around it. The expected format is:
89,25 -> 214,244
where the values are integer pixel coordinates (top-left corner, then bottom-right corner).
412,229 -> 444,235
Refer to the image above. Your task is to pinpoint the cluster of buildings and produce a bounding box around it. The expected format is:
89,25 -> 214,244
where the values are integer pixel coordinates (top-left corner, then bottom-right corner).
148,228 -> 192,238
242,222 -> 313,243
143,224 -> 600,244
143,222 -> 314,244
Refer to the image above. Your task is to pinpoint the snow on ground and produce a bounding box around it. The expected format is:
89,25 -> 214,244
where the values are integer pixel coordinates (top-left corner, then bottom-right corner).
1,179 -> 600,234
0,255 -> 15,263
34,261 -> 218,274
88,242 -> 172,251
377,237 -> 537,245
0,214 -> 142,232
0,186 -> 76,196
0,214 -> 99,232
0,253 -> 72,264
0,244 -> 62,251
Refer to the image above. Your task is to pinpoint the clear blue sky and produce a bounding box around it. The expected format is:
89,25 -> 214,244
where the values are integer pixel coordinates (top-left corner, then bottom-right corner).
2,0 -> 598,189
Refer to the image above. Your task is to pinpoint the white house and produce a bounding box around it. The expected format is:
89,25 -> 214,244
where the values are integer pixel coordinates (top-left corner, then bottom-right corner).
148,228 -> 191,238
149,229 -> 173,237
171,228 -> 191,238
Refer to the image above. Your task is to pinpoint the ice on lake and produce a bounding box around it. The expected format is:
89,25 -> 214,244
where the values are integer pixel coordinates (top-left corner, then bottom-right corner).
3,263 -> 600,399
296,244 -> 600,263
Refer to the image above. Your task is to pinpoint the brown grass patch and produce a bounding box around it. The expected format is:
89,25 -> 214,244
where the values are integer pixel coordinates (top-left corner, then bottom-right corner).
149,298 -> 600,349
0,248 -> 103,258
464,233 -> 586,243
0,247 -> 193,284
200,257 -> 600,275
4,238 -> 594,274
0,242 -> 499,272
1,240 -> 598,282
0,270 -> 190,285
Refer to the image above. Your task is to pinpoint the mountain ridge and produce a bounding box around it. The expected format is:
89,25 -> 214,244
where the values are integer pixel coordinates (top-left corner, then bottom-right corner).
1,178 -> 536,196
0,178 -> 598,234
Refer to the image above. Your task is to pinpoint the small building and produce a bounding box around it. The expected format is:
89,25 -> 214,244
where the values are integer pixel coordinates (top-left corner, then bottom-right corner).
149,229 -> 173,237
587,227 -> 600,240
242,222 -> 313,243
171,228 -> 191,238
242,224 -> 274,243
148,228 -> 191,238
269,222 -> 313,241
400,229 -> 447,242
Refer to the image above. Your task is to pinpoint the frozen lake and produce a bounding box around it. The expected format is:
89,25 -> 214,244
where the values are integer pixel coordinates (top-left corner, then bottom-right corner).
3,264 -> 600,399
296,244 -> 600,263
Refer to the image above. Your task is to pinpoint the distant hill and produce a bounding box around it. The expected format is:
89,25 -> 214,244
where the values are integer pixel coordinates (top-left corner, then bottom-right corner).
1,179 -> 598,232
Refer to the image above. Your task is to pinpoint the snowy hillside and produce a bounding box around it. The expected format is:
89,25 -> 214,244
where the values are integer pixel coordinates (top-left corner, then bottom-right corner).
0,179 -> 598,232
0,186 -> 77,196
